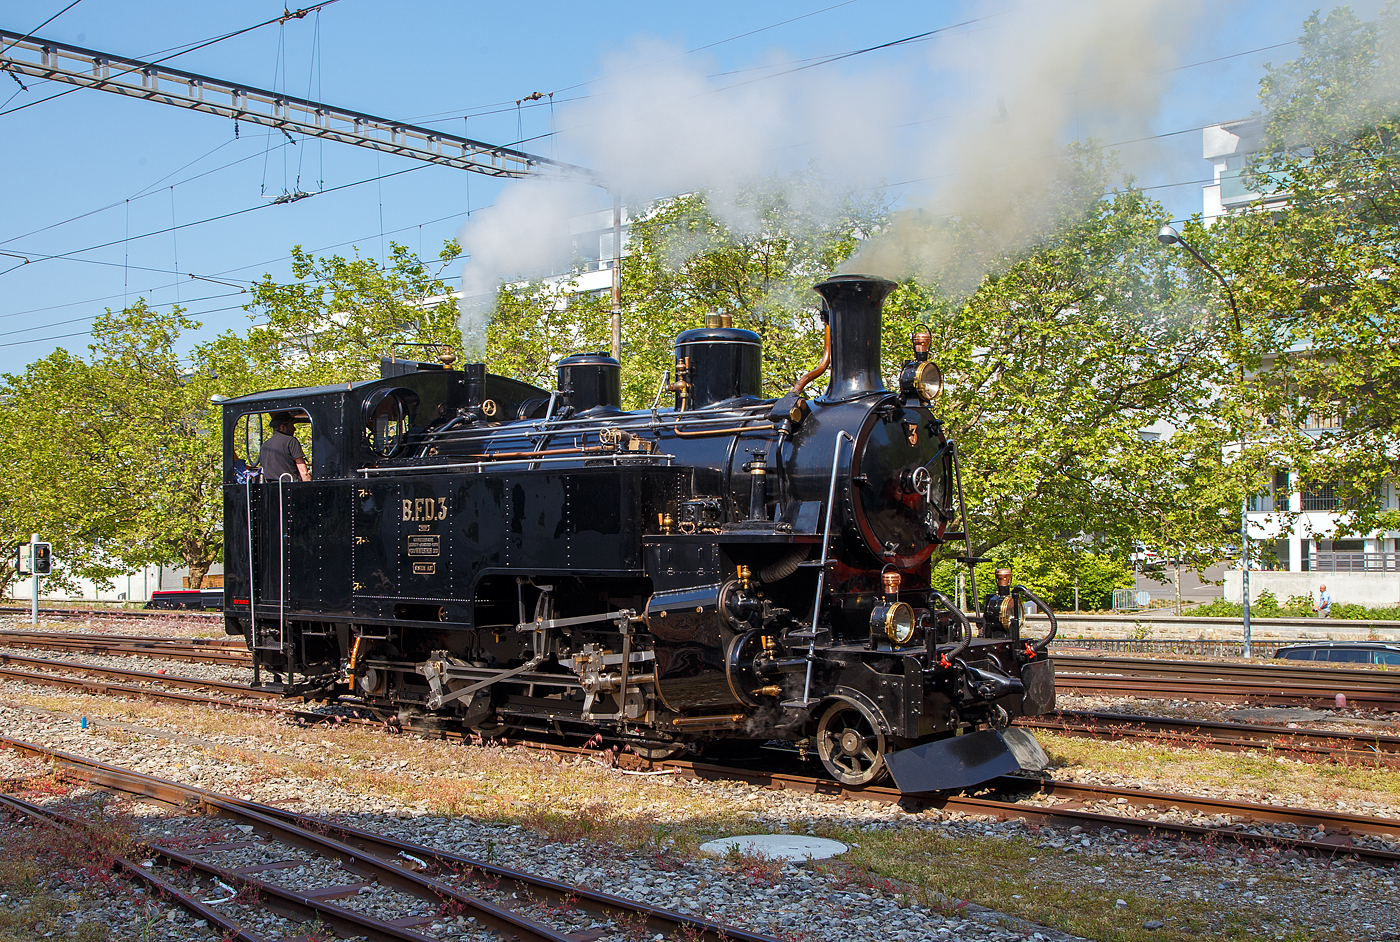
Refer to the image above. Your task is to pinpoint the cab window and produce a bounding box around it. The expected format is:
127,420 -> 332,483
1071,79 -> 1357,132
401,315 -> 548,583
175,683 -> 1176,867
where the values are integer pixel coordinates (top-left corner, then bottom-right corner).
368,394 -> 408,457
234,411 -> 313,480
363,388 -> 417,459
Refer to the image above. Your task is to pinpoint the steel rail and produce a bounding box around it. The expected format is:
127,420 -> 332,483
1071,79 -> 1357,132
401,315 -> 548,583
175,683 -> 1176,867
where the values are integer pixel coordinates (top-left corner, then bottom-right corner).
0,737 -> 782,942
0,653 -> 268,698
1056,673 -> 1400,711
0,606 -> 221,620
0,662 -> 265,707
1056,653 -> 1400,686
0,794 -> 268,942
7,658 -> 1399,869
655,759 -> 1400,865
1021,710 -> 1400,767
4,794 -> 479,942
0,633 -> 249,665
0,629 -> 241,647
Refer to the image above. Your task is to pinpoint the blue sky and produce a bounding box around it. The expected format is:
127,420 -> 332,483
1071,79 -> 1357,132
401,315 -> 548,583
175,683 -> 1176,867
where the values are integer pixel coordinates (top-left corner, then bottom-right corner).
0,0 -> 1380,374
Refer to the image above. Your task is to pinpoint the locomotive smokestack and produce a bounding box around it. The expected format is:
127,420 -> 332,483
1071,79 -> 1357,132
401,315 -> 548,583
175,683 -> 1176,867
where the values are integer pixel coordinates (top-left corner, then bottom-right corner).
812,274 -> 898,400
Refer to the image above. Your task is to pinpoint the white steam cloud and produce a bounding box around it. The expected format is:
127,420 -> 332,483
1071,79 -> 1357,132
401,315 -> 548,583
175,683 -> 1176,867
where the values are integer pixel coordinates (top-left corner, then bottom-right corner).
459,0 -> 1203,349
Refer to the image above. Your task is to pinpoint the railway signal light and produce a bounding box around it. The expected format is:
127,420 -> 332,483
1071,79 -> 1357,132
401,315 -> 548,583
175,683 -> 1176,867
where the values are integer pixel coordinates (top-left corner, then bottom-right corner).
32,542 -> 51,575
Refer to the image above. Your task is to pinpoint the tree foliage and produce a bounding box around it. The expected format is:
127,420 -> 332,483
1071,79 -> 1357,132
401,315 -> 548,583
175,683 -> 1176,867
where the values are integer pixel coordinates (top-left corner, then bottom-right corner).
1211,4 -> 1400,537
486,172 -> 885,407
248,240 -> 464,386
0,303 -> 224,588
2,240 -> 467,593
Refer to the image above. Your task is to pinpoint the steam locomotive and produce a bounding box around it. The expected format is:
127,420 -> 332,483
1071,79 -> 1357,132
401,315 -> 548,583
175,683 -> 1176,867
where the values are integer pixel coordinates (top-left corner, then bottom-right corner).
219,275 -> 1055,791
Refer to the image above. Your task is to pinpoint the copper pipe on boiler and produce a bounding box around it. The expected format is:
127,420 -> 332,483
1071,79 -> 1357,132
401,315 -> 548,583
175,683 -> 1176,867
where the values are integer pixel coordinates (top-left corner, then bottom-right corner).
792,323 -> 831,396
672,422 -> 776,438
480,445 -> 609,460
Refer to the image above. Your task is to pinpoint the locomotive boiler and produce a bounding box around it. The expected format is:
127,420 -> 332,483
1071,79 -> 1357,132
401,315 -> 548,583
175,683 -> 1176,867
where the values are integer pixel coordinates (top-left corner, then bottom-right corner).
219,274 -> 1056,791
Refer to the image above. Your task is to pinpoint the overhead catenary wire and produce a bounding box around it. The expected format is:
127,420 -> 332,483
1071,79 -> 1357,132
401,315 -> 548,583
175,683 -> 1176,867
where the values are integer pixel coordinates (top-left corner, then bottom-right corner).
0,0 -> 84,109
0,290 -> 246,338
0,299 -> 254,349
0,131 -> 292,249
402,0 -> 866,127
1,158 -> 436,277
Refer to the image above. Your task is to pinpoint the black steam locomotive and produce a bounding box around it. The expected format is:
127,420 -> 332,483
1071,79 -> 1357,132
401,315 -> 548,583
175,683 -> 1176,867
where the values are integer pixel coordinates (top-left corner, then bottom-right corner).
220,275 -> 1055,791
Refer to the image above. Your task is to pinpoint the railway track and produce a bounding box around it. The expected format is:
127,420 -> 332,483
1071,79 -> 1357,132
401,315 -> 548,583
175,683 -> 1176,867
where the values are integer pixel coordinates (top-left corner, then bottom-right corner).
8,632 -> 1400,708
1,737 -> 780,942
658,758 -> 1400,866
1024,709 -> 1400,767
0,629 -> 246,664
1056,652 -> 1400,685
4,656 -> 1400,869
6,643 -> 1400,768
0,606 -> 220,622
1056,672 -> 1400,711
1055,652 -> 1400,710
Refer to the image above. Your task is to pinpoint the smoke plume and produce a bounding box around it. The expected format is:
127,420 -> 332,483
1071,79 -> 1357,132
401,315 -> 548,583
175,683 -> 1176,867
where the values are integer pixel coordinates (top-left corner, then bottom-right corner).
458,0 -> 1203,345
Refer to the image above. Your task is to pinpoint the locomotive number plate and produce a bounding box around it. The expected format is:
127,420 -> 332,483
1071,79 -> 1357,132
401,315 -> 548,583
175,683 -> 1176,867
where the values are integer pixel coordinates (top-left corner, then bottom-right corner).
407,534 -> 441,557
412,561 -> 436,575
402,498 -> 448,521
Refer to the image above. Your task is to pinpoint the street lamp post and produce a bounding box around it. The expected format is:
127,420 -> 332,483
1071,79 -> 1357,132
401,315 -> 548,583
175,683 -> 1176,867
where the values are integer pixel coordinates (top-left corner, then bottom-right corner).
1158,224 -> 1253,658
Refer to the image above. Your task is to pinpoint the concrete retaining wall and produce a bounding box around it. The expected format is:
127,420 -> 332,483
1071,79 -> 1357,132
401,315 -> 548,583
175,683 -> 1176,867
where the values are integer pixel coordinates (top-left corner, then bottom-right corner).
1223,571 -> 1400,607
1028,612 -> 1400,642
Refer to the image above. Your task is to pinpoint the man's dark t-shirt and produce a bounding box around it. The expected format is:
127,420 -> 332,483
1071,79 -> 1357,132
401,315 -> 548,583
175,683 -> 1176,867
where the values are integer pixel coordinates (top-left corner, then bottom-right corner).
259,430 -> 306,480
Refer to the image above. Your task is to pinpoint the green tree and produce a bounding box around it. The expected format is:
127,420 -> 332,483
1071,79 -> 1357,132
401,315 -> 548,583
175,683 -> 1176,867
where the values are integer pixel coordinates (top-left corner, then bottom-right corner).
0,303 -> 225,589
1210,4 -> 1400,537
895,156 -> 1235,566
247,240 -> 465,387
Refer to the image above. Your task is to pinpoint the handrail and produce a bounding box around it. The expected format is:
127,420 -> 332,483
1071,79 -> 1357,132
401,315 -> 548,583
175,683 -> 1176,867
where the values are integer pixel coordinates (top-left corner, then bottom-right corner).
277,473 -> 293,653
244,481 -> 256,655
1014,584 -> 1058,654
800,430 -> 854,706
357,453 -> 677,475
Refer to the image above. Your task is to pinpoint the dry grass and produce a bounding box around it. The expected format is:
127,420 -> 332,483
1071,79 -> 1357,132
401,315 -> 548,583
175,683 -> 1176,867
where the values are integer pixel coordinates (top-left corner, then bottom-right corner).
0,789 -> 148,942
811,824 -> 1320,942
1,690 -> 762,853
1039,732 -> 1400,813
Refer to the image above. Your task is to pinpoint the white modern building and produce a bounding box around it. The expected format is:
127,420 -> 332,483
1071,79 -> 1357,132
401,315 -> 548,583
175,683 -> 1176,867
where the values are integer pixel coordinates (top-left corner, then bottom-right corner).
1204,119 -> 1400,605
6,561 -> 222,605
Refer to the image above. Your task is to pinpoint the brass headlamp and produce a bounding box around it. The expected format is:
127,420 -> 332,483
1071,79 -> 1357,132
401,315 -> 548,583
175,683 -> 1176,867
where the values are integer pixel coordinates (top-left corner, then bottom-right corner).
871,601 -> 916,645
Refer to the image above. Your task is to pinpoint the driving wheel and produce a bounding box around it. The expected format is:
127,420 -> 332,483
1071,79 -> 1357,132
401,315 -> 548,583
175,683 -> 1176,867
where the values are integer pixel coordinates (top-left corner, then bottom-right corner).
815,698 -> 890,786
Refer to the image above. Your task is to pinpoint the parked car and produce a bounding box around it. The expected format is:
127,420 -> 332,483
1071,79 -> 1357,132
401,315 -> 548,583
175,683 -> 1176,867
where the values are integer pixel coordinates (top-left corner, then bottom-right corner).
1273,642 -> 1400,665
144,589 -> 222,611
1129,542 -> 1163,571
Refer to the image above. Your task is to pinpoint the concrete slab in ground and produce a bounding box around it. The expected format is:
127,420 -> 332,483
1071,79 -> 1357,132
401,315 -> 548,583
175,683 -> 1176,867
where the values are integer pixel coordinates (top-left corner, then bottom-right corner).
1225,707 -> 1395,728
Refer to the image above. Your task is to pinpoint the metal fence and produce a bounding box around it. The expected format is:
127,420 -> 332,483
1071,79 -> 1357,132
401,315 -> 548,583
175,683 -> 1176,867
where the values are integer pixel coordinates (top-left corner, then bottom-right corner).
1049,638 -> 1280,658
1308,552 -> 1400,572
1111,588 -> 1141,612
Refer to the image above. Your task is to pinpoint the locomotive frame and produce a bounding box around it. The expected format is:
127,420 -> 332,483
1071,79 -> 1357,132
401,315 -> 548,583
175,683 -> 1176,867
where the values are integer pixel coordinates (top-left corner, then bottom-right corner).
219,274 -> 1056,791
